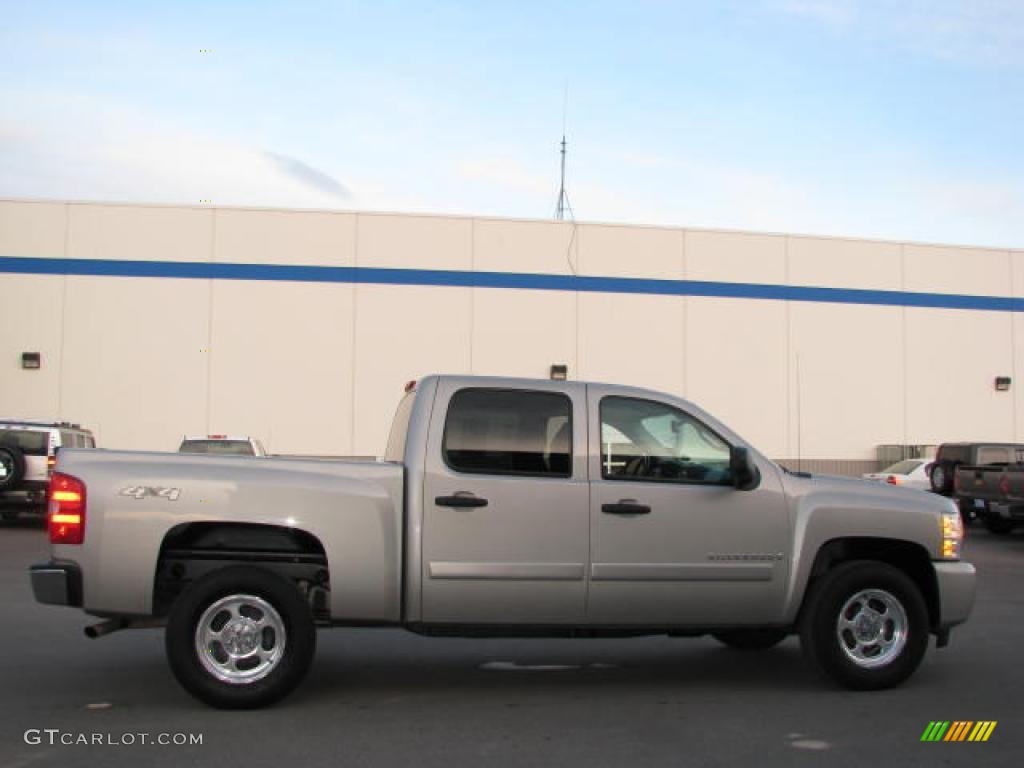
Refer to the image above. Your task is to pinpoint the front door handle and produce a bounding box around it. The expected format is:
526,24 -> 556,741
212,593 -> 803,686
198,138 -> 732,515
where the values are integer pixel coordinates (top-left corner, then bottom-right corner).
435,493 -> 489,508
602,500 -> 651,516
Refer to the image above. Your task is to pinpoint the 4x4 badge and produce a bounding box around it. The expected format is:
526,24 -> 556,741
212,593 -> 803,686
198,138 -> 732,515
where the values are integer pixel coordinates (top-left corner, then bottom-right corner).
119,486 -> 181,501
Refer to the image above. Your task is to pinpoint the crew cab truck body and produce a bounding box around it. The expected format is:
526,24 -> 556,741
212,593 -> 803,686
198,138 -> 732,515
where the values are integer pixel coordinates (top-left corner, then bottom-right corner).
31,375 -> 976,708
954,458 -> 1024,534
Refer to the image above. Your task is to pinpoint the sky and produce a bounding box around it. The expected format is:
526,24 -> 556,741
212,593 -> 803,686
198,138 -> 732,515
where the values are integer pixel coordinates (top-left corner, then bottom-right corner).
1,0 -> 1022,248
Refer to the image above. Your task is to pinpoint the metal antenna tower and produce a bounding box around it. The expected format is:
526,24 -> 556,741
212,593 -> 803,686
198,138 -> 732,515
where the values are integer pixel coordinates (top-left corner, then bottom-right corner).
555,83 -> 573,220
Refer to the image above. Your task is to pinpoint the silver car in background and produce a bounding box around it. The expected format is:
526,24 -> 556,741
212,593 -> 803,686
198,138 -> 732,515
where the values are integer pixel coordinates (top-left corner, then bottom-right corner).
862,459 -> 932,491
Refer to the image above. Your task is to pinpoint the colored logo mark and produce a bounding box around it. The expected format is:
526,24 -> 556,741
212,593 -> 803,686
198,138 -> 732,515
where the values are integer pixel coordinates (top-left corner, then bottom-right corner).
921,721 -> 997,742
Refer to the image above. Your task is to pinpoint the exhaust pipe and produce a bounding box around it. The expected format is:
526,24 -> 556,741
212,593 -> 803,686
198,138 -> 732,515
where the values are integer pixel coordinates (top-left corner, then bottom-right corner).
84,618 -> 127,639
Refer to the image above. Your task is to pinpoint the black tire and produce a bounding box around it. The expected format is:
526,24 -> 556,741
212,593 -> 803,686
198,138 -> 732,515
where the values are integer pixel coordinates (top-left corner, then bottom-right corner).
800,560 -> 929,690
165,566 -> 316,709
930,461 -> 954,494
957,498 -> 980,525
712,628 -> 788,651
1,509 -> 18,523
984,517 -> 1014,535
0,446 -> 26,491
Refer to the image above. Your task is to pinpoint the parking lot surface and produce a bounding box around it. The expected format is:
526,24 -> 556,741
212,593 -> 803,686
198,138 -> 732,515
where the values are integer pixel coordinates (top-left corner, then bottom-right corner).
1,520 -> 1021,768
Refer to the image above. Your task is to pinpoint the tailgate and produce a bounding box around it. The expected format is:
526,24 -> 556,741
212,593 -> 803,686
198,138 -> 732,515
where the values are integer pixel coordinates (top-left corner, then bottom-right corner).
956,465 -> 1007,501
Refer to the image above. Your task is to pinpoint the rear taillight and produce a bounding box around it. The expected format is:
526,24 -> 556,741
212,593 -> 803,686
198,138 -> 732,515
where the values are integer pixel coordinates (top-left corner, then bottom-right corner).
999,475 -> 1011,496
48,472 -> 86,545
886,475 -> 900,485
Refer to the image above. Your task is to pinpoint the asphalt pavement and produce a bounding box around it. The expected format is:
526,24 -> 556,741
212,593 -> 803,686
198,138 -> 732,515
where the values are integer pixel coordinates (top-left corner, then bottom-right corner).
1,519 -> 1021,768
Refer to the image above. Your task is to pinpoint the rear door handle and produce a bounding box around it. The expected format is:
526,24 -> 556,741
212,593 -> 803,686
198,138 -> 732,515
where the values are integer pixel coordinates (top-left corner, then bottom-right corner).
602,501 -> 651,515
435,493 -> 489,508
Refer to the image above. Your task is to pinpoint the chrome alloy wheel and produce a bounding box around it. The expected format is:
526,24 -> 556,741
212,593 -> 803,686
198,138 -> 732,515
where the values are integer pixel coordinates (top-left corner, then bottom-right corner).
195,594 -> 286,684
836,588 -> 908,669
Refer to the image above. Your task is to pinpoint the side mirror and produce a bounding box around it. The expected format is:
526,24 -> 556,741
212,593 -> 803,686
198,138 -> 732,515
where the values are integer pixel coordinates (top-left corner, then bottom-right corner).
730,446 -> 760,491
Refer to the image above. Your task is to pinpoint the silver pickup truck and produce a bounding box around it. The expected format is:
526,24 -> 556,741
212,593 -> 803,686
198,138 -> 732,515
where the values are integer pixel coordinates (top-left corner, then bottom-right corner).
30,375 -> 975,708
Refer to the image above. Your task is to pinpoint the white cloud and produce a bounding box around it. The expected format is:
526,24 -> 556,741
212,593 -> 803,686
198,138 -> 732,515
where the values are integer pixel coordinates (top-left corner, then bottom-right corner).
0,93 -> 352,209
774,0 -> 1024,66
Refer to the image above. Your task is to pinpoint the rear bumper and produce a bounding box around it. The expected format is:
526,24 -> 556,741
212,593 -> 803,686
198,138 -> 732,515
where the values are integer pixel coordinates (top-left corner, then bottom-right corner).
0,482 -> 48,511
29,561 -> 82,607
934,561 -> 976,629
986,503 -> 1024,521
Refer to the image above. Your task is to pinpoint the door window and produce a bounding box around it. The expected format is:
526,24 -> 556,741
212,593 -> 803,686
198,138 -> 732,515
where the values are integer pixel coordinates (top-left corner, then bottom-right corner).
443,389 -> 572,477
600,397 -> 731,485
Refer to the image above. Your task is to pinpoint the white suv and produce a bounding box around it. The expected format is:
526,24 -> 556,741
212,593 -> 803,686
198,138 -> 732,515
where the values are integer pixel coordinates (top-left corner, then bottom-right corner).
0,420 -> 96,522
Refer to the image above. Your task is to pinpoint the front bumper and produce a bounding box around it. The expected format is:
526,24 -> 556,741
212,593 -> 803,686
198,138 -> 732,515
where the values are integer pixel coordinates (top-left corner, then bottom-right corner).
934,561 -> 976,628
30,561 -> 82,606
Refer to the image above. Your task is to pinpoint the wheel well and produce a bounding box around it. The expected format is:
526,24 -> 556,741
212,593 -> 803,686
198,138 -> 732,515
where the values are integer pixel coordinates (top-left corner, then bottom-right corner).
154,523 -> 330,620
800,537 -> 940,631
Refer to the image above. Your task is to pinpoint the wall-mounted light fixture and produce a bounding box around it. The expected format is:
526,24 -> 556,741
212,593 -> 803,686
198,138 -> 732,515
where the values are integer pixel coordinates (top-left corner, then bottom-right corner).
21,352 -> 41,370
550,364 -> 568,381
995,376 -> 1012,392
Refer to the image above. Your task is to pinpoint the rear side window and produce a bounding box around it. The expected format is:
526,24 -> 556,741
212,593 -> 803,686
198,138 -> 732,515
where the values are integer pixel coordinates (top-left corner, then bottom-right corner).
443,389 -> 571,477
976,446 -> 1015,465
0,429 -> 48,455
179,440 -> 255,456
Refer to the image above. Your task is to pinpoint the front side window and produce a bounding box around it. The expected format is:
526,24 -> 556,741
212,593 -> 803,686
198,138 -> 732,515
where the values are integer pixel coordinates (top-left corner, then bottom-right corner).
601,397 -> 732,485
443,389 -> 571,477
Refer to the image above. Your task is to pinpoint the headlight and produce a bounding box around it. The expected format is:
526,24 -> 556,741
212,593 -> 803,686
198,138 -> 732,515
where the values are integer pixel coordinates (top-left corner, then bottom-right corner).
941,511 -> 963,560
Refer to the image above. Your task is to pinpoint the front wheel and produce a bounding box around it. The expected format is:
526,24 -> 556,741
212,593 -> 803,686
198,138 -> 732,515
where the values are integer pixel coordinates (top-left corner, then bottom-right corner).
800,561 -> 928,690
165,566 -> 316,709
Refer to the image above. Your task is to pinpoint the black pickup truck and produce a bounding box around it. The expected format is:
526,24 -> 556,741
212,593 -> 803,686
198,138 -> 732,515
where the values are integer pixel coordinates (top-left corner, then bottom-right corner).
930,442 -> 1024,523
953,459 -> 1024,534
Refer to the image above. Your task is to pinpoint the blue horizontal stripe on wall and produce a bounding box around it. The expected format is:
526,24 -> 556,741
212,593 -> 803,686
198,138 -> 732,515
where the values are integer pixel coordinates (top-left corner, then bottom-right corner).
1,255 -> 1022,313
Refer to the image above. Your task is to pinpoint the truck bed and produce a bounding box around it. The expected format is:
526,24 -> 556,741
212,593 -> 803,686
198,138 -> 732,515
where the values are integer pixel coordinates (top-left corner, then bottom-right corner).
52,448 -> 406,621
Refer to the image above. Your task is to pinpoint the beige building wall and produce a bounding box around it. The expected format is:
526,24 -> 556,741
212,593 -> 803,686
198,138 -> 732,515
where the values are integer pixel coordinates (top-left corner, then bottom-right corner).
1,198 -> 1020,469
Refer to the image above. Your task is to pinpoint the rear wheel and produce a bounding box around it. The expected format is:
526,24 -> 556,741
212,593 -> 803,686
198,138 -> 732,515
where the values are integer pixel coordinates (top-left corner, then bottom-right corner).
800,561 -> 928,690
712,628 -> 788,651
165,566 -> 316,709
1,509 -> 18,523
